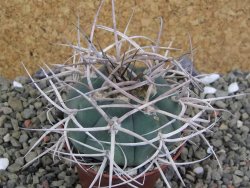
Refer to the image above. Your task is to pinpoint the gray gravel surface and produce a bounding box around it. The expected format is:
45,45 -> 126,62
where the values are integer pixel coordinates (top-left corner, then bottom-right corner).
0,76 -> 80,188
0,70 -> 250,188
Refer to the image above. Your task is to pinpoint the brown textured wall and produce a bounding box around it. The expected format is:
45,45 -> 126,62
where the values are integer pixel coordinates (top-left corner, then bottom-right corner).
0,0 -> 249,79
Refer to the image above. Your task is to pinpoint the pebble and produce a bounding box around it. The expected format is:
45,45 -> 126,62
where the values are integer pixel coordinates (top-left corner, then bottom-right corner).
215,90 -> 228,97
0,158 -> 9,170
7,180 -> 16,188
41,155 -> 53,166
194,148 -> 206,159
2,107 -> 13,114
186,174 -> 195,182
15,157 -> 25,166
65,175 -> 76,185
10,137 -> 21,147
7,163 -> 21,173
16,112 -> 23,121
0,115 -> 7,127
193,166 -> 204,175
24,119 -> 32,128
3,133 -> 10,142
34,101 -> 43,109
199,74 -> 220,84
215,101 -> 227,109
19,133 -> 29,143
21,108 -> 36,119
180,147 -> 188,160
230,102 -> 242,112
224,135 -> 231,143
241,112 -> 249,120
38,111 -> 47,123
8,174 -> 18,182
11,118 -> 19,131
233,174 -> 242,185
25,152 -> 38,163
222,173 -> 232,184
211,139 -> 223,148
75,184 -> 82,188
243,175 -> 249,182
228,82 -> 239,93
28,137 -> 39,147
219,123 -> 228,130
211,170 -> 222,181
33,175 -> 39,184
0,145 -> 5,155
234,170 -> 244,176
240,126 -> 249,133
38,168 -> 47,176
51,180 -> 64,187
229,143 -> 239,151
205,166 -> 212,182
28,87 -> 39,98
203,86 -> 217,94
8,97 -> 23,112
0,128 -> 8,136
13,80 -> 23,88
237,120 -> 243,128
11,131 -> 21,139
58,171 -> 67,180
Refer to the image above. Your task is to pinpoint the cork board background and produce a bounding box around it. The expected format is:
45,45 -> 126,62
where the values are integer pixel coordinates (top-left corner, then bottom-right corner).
0,0 -> 249,80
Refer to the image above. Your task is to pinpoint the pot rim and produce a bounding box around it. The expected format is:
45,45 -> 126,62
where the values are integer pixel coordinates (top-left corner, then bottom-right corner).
77,145 -> 184,180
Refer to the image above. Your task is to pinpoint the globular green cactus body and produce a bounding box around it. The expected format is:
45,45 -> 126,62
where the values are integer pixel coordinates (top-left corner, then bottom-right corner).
66,67 -> 182,166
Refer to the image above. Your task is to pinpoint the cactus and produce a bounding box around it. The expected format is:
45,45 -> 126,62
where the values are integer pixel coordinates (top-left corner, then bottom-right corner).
22,1 -> 244,187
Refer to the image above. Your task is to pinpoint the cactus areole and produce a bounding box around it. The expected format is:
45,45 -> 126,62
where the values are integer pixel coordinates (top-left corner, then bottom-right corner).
65,65 -> 182,167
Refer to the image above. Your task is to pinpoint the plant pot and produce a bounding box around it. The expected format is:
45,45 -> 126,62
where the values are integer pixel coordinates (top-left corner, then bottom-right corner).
76,146 -> 183,188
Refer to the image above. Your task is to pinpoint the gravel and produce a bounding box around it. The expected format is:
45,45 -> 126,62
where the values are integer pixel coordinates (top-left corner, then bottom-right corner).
165,70 -> 250,188
0,76 -> 80,188
0,69 -> 250,188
